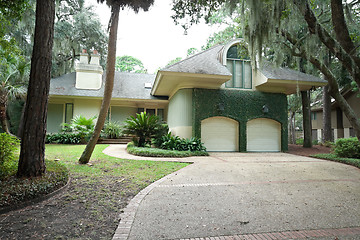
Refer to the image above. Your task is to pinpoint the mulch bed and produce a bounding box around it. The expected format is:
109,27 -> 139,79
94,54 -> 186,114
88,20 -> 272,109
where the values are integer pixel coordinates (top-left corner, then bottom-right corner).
287,144 -> 332,157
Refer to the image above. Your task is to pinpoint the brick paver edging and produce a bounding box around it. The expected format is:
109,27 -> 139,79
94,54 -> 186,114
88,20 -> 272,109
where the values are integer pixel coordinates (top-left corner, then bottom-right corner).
112,162 -> 192,240
175,226 -> 360,240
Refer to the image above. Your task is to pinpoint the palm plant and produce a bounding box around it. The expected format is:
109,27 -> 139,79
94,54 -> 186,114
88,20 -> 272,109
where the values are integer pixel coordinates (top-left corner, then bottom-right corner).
79,0 -> 154,163
123,112 -> 160,147
0,50 -> 28,135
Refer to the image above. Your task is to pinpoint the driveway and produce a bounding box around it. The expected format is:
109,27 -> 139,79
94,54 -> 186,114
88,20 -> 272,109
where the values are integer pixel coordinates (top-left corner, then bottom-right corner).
105,145 -> 360,240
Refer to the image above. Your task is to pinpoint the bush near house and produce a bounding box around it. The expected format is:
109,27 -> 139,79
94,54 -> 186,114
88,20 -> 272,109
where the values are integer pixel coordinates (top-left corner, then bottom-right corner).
46,115 -> 95,144
123,112 -> 165,147
154,133 -> 207,152
102,121 -> 123,139
0,133 -> 20,179
333,137 -> 360,159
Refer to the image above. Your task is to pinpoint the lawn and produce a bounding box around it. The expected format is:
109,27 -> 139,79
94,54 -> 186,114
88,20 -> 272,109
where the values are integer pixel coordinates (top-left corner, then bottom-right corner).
0,144 -> 189,239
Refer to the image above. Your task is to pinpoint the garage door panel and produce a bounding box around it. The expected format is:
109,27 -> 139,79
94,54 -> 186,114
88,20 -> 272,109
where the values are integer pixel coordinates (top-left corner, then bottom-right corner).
201,117 -> 239,152
247,118 -> 281,152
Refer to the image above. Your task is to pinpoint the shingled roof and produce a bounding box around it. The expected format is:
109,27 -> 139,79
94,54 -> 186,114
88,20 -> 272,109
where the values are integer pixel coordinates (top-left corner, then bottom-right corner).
49,72 -> 167,100
161,45 -> 231,76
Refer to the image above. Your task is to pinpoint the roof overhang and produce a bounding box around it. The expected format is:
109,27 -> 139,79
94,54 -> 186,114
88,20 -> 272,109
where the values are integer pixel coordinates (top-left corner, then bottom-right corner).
151,71 -> 231,98
254,70 -> 327,95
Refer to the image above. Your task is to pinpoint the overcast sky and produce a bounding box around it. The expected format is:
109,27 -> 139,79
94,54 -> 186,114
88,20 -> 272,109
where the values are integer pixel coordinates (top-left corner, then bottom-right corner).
86,0 -> 224,73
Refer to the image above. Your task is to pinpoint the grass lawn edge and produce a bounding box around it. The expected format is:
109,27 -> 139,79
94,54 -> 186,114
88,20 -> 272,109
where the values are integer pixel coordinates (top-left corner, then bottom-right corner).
311,153 -> 360,169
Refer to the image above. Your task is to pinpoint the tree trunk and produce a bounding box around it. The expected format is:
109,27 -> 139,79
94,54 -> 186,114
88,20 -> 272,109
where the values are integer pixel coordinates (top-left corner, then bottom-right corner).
301,90 -> 312,148
289,111 -> 296,144
79,4 -> 120,164
322,85 -> 332,142
0,96 -> 11,134
17,0 -> 55,178
293,0 -> 360,89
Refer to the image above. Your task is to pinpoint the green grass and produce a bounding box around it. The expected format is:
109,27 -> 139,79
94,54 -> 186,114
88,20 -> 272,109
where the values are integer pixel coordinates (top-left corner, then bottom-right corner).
311,153 -> 360,168
127,144 -> 209,158
1,144 -> 189,208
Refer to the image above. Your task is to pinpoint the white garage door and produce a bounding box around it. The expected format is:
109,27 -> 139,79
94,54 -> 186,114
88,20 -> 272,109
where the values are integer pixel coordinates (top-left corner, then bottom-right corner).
247,118 -> 281,152
201,117 -> 239,151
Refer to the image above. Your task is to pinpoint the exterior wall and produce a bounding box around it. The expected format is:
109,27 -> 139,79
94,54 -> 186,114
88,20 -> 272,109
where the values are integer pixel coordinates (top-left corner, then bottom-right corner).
192,88 -> 288,152
311,111 -> 323,129
167,89 -> 193,138
343,93 -> 360,128
47,103 -> 64,133
75,71 -> 102,90
73,99 -> 101,120
110,106 -> 137,124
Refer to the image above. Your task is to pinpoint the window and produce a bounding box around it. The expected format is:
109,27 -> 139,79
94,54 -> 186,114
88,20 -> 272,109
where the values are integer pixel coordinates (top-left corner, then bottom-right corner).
225,45 -> 252,89
157,109 -> 164,121
137,107 -> 165,121
311,112 -> 317,120
65,103 -> 73,123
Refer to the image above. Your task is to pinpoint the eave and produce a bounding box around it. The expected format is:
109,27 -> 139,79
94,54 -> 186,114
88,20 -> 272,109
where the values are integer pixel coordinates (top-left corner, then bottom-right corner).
151,71 -> 232,98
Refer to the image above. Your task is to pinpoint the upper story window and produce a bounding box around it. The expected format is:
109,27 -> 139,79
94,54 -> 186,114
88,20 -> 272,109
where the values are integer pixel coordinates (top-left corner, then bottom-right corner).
225,45 -> 252,89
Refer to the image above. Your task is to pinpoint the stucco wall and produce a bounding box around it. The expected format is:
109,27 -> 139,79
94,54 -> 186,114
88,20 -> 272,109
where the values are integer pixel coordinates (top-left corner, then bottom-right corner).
192,88 -> 288,152
110,106 -> 137,124
167,89 -> 193,138
73,99 -> 101,120
47,103 -> 63,133
343,94 -> 360,128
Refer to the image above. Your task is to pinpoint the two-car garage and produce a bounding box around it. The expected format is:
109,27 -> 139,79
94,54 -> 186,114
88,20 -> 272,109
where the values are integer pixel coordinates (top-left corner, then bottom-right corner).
201,117 -> 281,152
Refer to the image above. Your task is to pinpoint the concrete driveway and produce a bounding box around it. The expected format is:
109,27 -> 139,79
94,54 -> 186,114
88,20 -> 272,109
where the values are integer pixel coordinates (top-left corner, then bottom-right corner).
106,146 -> 360,240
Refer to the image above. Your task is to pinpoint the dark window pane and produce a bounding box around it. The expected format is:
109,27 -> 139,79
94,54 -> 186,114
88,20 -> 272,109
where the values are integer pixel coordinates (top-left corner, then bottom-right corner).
65,103 -> 73,123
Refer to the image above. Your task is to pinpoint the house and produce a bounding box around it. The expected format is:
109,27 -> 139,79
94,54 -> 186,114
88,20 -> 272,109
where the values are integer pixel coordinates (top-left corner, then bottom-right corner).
48,39 -> 327,152
311,89 -> 359,142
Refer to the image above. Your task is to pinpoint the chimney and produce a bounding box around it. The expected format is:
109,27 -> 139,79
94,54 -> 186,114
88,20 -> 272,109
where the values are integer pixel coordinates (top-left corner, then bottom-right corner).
75,49 -> 103,90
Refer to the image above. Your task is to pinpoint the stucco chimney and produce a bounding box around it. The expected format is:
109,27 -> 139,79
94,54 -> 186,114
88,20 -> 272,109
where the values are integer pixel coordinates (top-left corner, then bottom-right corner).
75,49 -> 103,90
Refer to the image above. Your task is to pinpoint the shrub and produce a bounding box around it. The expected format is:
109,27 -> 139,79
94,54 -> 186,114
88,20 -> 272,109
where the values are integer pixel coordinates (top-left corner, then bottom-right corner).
126,142 -> 209,158
0,133 -> 20,179
295,138 -> 304,145
123,112 -> 162,147
102,121 -> 122,139
46,132 -> 82,144
334,137 -> 360,159
155,133 -> 207,152
61,115 -> 95,143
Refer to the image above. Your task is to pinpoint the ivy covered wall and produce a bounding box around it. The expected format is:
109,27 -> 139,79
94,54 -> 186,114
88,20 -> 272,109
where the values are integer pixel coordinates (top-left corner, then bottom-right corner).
192,88 -> 288,152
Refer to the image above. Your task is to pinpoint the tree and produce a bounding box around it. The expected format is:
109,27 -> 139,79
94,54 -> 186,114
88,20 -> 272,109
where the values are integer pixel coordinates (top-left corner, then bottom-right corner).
115,55 -> 147,73
171,0 -> 360,142
0,50 -> 28,135
79,0 -> 154,164
52,1 -> 108,77
17,0 -> 55,177
165,57 -> 182,67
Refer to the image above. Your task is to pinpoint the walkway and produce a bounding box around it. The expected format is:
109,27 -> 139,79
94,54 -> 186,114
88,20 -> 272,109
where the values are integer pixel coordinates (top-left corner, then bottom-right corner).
103,145 -> 360,240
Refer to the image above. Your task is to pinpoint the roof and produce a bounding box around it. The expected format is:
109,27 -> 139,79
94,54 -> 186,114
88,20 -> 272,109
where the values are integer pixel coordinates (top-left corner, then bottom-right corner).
49,72 -> 167,100
161,45 -> 231,76
260,62 -> 327,84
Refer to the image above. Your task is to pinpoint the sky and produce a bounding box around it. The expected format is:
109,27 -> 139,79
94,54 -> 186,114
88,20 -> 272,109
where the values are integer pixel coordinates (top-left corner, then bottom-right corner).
86,0 -> 224,73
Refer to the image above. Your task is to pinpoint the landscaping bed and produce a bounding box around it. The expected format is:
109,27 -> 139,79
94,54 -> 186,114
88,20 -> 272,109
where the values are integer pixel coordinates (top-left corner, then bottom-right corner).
0,144 -> 188,239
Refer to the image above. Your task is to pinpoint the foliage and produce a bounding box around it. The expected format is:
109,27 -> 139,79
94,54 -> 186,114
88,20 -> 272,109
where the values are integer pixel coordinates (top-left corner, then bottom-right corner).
333,137 -> 360,159
123,112 -> 162,147
127,141 -> 208,157
312,153 -> 360,169
154,133 -> 207,152
0,46 -> 29,134
0,133 -> 20,179
295,138 -> 318,146
165,57 -> 182,67
102,121 -> 122,139
46,115 -> 95,144
115,55 -> 147,73
46,132 -> 82,144
0,159 -> 69,207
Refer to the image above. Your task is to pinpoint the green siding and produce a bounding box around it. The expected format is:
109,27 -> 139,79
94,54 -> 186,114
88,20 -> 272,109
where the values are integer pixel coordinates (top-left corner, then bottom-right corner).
192,88 -> 288,152
111,106 -> 137,124
47,104 -> 63,133
167,89 -> 193,128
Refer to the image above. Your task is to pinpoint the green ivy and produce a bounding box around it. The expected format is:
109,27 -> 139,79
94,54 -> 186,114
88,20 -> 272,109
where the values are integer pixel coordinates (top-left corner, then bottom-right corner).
192,88 -> 288,152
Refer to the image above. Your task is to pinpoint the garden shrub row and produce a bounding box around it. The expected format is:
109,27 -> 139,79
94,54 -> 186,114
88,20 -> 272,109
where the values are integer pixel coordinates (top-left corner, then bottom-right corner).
334,137 -> 360,159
